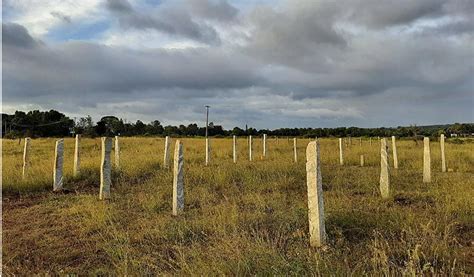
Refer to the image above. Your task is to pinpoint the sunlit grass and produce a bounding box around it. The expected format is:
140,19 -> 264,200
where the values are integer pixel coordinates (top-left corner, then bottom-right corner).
2,137 -> 473,274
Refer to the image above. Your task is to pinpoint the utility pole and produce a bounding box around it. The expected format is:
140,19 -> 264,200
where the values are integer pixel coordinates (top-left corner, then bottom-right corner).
205,105 -> 210,138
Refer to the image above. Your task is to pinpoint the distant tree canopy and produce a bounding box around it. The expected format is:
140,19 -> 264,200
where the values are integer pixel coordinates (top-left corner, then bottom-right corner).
2,109 -> 473,138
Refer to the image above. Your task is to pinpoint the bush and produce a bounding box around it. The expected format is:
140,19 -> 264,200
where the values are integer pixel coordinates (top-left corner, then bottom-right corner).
449,138 -> 464,144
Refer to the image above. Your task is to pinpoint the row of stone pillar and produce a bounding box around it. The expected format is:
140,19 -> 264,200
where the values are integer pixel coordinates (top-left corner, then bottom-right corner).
18,135 -> 449,249
338,135 -> 447,173
203,135 -> 299,165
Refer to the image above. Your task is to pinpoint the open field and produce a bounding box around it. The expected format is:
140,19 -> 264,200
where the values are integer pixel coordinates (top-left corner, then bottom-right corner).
2,137 -> 474,275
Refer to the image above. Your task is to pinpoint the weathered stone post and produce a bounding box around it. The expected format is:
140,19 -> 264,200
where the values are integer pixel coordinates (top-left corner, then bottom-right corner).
360,154 -> 365,167
205,138 -> 210,166
380,138 -> 390,198
423,137 -> 431,183
369,137 -> 372,146
339,138 -> 344,166
293,138 -> 298,163
22,137 -> 31,179
249,135 -> 253,161
164,136 -> 171,169
100,137 -> 112,200
172,140 -> 184,216
53,139 -> 64,191
440,134 -> 446,172
233,135 -> 237,163
359,137 -> 362,147
306,140 -> 326,247
114,135 -> 120,169
392,136 -> 398,169
73,134 -> 80,177
263,134 -> 267,159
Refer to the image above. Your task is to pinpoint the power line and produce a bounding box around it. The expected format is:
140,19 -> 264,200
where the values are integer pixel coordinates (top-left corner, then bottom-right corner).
10,118 -> 71,128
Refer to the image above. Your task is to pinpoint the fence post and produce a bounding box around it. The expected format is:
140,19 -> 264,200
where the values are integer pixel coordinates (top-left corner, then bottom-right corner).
380,138 -> 390,198
22,137 -> 31,179
306,140 -> 326,247
172,140 -> 184,216
440,134 -> 446,173
73,134 -> 80,177
164,136 -> 171,169
100,137 -> 112,200
53,139 -> 64,191
423,137 -> 431,183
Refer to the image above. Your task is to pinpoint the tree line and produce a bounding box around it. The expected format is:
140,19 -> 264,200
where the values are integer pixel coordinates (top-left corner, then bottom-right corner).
2,110 -> 473,139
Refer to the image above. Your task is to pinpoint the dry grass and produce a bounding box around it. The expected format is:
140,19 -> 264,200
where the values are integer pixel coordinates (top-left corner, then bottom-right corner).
2,137 -> 473,275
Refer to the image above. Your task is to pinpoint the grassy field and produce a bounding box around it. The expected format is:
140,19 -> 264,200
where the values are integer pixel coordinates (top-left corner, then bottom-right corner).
2,136 -> 473,275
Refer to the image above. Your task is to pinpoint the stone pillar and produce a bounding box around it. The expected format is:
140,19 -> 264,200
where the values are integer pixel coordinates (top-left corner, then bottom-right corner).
249,136 -> 253,161
233,135 -> 237,163
293,138 -> 298,163
100,137 -> 112,200
339,138 -> 344,166
22,137 -> 31,179
205,138 -> 210,166
423,137 -> 431,183
172,140 -> 184,216
360,154 -> 365,167
306,140 -> 326,247
380,138 -> 390,198
164,136 -> 171,169
53,139 -> 64,191
369,137 -> 372,146
392,136 -> 398,169
114,135 -> 120,169
73,134 -> 80,177
440,134 -> 446,173
263,134 -> 267,159
359,137 -> 362,147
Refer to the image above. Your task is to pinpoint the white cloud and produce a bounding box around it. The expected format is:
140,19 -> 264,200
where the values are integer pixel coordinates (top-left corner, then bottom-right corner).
5,0 -> 103,37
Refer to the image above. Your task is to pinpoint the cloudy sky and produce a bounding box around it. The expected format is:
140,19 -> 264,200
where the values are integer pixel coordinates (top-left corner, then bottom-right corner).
2,0 -> 473,128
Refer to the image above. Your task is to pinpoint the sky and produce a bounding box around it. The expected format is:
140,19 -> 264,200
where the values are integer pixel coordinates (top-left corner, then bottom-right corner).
2,0 -> 473,129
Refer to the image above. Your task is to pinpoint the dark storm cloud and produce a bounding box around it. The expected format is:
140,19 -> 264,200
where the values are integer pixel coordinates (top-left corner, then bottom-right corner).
105,0 -> 221,45
2,22 -> 40,48
50,11 -> 72,23
3,23 -> 262,104
347,0 -> 446,28
105,0 -> 133,13
186,0 -> 239,22
3,0 -> 473,128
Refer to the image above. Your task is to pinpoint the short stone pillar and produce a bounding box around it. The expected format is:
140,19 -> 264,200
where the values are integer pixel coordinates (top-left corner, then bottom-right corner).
263,134 -> 267,159
306,140 -> 326,247
22,137 -> 31,179
293,138 -> 298,163
249,136 -> 253,161
114,136 -> 120,169
423,137 -> 431,183
360,154 -> 365,167
53,139 -> 64,191
339,138 -> 344,166
233,135 -> 237,163
172,140 -> 184,216
369,137 -> 372,146
380,138 -> 390,198
392,136 -> 398,169
205,138 -> 210,166
440,134 -> 446,172
359,137 -> 362,146
100,137 -> 112,200
73,134 -> 81,177
163,136 -> 171,169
